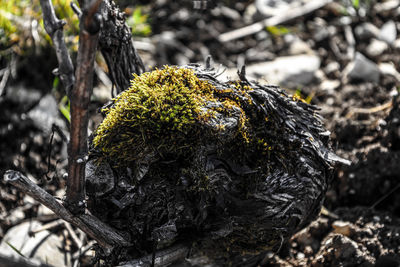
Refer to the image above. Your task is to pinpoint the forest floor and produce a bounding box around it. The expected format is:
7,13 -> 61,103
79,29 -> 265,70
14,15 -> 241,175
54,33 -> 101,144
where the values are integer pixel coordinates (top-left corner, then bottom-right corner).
1,0 -> 400,266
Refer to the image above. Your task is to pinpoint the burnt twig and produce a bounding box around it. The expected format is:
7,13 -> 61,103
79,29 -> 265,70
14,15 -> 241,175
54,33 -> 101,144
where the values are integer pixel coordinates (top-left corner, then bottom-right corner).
98,0 -> 145,95
3,170 -> 131,252
40,0 -> 75,94
65,0 -> 102,214
117,244 -> 189,267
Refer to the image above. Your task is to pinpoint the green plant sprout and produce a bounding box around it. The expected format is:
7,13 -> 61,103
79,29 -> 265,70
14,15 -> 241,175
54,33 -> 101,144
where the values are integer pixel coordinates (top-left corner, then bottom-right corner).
293,88 -> 314,104
93,66 -> 254,167
266,25 -> 291,37
58,95 -> 70,123
126,7 -> 151,37
6,241 -> 26,258
352,0 -> 360,9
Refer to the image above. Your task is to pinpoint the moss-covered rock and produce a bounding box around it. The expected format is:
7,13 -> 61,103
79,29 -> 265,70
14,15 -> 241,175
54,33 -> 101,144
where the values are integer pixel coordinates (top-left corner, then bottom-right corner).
87,64 -> 347,265
93,66 -> 252,168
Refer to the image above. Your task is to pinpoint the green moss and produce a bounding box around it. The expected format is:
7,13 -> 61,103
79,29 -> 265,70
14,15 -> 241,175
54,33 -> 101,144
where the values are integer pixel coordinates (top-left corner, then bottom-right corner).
93,66 -> 255,167
92,66 -> 279,172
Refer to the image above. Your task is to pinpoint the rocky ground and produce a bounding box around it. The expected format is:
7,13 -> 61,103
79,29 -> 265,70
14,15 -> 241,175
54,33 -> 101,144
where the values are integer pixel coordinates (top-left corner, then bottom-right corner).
1,0 -> 400,266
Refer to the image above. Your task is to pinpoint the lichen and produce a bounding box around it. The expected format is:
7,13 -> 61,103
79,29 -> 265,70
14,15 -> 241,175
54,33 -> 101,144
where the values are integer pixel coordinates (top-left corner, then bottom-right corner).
93,66 -> 254,167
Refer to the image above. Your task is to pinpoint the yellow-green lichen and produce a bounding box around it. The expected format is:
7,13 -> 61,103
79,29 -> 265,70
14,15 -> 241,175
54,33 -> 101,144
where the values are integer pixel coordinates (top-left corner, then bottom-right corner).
93,66 -> 253,167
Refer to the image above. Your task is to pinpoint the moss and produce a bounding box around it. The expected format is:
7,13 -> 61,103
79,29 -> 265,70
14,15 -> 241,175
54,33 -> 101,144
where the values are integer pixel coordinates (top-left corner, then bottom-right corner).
93,66 -> 254,167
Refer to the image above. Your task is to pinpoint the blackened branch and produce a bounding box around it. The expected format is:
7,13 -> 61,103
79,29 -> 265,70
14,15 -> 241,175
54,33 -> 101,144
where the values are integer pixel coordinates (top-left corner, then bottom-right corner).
3,170 -> 131,251
40,0 -> 75,95
98,0 -> 145,95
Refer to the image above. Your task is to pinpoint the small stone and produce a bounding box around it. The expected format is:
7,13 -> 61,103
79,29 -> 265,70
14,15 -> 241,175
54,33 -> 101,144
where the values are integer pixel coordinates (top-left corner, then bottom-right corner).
315,70 -> 326,84
313,234 -> 375,267
304,245 -> 313,256
23,195 -> 36,205
324,61 -> 340,75
297,252 -> 305,260
375,0 -> 400,13
379,62 -> 400,81
219,6 -> 241,20
355,22 -> 380,40
294,228 -> 314,247
27,94 -> 65,134
339,16 -> 352,26
332,220 -> 354,236
320,80 -> 340,91
308,18 -> 330,42
379,21 -> 397,44
226,54 -> 321,88
390,88 -> 399,97
5,207 -> 25,225
243,3 -> 257,24
5,85 -> 42,107
283,33 -> 296,44
255,30 -> 269,41
255,0 -> 294,17
288,38 -> 314,55
343,52 -> 380,83
366,39 -> 389,57
394,38 -> 400,49
245,48 -> 275,62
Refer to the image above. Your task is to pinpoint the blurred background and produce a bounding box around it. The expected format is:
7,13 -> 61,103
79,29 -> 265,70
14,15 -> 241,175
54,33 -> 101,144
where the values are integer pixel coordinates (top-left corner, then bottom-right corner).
0,0 -> 400,266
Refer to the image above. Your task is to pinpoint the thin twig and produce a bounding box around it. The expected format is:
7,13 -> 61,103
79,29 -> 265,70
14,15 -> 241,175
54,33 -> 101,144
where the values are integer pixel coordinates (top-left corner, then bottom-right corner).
72,240 -> 96,259
344,25 -> 355,59
3,170 -> 131,253
370,182 -> 400,209
65,221 -> 83,248
40,0 -> 75,94
0,65 -> 10,96
45,126 -> 57,182
345,100 -> 393,118
29,219 -> 65,235
218,0 -> 332,43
